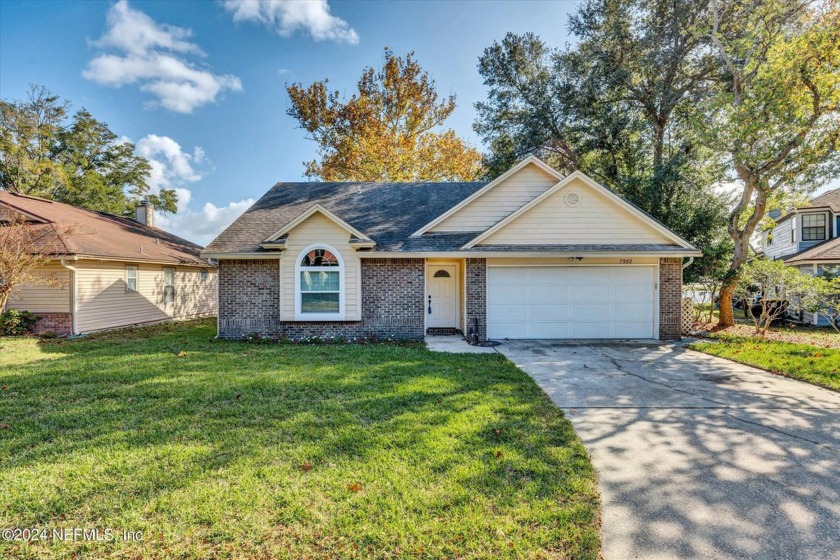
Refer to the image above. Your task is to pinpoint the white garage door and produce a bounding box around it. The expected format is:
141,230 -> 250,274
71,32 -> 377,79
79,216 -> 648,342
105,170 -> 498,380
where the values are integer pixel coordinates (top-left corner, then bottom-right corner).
487,266 -> 656,339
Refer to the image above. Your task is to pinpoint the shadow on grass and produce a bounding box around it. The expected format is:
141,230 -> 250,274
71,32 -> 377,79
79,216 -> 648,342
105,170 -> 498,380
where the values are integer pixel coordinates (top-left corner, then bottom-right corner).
0,320 -> 599,559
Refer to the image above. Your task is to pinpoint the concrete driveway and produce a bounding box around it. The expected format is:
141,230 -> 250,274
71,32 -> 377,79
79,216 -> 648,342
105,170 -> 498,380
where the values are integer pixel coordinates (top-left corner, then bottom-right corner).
496,340 -> 840,560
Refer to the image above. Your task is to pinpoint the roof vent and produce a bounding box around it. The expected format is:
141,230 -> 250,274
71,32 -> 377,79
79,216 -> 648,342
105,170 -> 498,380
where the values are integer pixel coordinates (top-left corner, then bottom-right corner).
564,192 -> 581,207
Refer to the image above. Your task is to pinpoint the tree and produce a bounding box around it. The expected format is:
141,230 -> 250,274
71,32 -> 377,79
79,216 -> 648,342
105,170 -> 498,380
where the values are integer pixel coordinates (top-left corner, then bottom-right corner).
699,0 -> 840,327
0,212 -> 71,312
809,267 -> 840,332
0,86 -> 177,215
684,236 -> 733,324
473,0 -> 730,251
286,49 -> 483,182
734,258 -> 812,335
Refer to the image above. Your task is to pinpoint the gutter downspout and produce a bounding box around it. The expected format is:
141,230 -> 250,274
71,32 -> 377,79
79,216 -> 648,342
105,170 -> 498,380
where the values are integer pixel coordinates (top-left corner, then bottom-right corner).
60,258 -> 78,335
682,256 -> 694,270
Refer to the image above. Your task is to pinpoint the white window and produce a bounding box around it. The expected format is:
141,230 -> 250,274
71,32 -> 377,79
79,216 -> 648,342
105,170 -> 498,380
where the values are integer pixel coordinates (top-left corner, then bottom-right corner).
295,245 -> 344,320
163,267 -> 176,305
802,213 -> 826,241
199,268 -> 209,281
126,265 -> 138,292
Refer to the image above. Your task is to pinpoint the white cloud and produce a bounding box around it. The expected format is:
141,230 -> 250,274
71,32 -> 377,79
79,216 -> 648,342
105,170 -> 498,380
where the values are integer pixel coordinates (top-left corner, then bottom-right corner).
136,134 -> 207,196
133,133 -> 251,244
222,0 -> 359,44
84,0 -> 241,113
157,199 -> 254,245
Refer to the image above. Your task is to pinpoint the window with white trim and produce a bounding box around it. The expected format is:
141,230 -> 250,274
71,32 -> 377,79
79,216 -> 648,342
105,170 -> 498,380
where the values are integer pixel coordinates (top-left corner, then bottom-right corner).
297,247 -> 343,317
126,265 -> 138,292
163,267 -> 176,305
802,213 -> 826,241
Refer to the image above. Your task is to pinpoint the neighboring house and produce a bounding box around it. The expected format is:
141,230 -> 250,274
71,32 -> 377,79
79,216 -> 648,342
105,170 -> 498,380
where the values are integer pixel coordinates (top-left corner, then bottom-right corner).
756,188 -> 840,326
203,156 -> 699,341
0,193 -> 216,335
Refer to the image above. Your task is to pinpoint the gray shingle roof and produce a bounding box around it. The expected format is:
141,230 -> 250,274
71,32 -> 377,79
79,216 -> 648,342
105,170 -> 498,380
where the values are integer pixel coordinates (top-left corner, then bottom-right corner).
806,188 -> 840,212
204,181 -> 486,254
785,237 -> 840,264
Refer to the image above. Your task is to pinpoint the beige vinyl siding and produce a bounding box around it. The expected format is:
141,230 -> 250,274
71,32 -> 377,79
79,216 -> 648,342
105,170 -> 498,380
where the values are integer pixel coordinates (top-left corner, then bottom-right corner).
75,261 -> 216,333
5,263 -> 70,313
429,163 -> 558,232
479,177 -> 672,245
279,212 -> 361,321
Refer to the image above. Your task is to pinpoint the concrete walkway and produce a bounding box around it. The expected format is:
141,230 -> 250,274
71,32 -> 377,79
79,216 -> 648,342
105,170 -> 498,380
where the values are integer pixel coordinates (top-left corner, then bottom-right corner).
496,340 -> 840,560
424,335 -> 497,353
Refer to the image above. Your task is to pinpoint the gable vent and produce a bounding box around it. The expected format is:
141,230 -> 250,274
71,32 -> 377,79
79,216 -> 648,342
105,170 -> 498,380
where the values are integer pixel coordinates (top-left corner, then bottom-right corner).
564,192 -> 581,207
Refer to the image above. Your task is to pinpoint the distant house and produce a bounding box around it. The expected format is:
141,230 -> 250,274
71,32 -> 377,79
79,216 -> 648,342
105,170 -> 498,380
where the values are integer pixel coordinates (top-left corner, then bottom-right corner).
756,188 -> 840,326
0,193 -> 216,335
203,156 -> 699,342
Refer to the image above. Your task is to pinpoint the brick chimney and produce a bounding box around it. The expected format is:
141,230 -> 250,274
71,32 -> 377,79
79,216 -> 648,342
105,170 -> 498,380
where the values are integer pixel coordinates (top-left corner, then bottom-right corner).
135,200 -> 154,227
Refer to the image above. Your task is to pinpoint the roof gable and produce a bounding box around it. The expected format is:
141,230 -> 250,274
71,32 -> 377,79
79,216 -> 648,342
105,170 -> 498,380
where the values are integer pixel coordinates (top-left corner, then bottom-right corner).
464,171 -> 695,249
412,156 -> 563,236
263,204 -> 374,245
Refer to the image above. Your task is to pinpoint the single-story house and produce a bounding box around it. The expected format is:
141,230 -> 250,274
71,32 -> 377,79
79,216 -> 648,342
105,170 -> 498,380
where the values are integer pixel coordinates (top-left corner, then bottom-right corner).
202,156 -> 700,341
0,192 -> 216,335
756,187 -> 839,326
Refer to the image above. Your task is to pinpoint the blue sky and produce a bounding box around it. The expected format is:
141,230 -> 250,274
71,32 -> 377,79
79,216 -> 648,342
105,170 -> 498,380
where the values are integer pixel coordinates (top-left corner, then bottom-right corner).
1,0 -> 834,244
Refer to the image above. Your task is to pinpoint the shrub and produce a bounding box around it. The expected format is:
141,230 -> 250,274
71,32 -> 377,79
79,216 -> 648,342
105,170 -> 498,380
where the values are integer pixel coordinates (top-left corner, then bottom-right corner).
0,309 -> 38,336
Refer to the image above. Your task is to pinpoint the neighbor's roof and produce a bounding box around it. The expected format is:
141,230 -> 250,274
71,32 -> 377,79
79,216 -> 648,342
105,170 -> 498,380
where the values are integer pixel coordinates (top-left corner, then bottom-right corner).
805,188 -> 840,213
0,191 -> 208,266
785,236 -> 840,264
203,181 -> 488,254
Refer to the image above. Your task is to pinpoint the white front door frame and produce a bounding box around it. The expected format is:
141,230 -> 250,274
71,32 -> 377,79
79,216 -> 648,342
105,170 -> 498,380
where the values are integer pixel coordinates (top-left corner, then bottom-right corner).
424,261 -> 460,331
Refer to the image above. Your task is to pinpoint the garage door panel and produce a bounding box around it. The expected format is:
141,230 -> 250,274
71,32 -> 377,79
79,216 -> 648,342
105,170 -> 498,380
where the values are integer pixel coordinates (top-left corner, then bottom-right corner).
614,302 -> 653,317
529,267 -> 570,282
614,322 -> 654,338
572,322 -> 614,338
530,321 -> 573,338
488,304 -> 526,321
575,303 -> 612,319
490,322 -> 530,339
571,284 -> 612,301
611,267 -> 652,282
487,266 -> 656,339
488,267 -> 522,284
489,284 -> 527,303
567,268 -> 609,283
620,284 -> 653,301
531,285 -> 570,302
531,304 -> 571,319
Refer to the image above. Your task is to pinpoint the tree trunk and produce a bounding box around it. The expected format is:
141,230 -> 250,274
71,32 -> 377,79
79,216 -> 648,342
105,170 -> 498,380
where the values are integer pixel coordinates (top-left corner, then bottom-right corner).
718,280 -> 736,327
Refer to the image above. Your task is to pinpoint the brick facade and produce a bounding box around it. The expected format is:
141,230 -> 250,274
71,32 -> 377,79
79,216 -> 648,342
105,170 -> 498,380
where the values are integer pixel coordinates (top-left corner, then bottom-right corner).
659,257 -> 683,340
218,259 -> 280,337
465,258 -> 487,342
33,312 -> 73,336
217,258 -> 425,340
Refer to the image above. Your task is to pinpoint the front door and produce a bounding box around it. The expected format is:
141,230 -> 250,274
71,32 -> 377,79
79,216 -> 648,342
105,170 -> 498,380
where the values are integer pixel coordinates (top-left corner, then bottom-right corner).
427,264 -> 457,329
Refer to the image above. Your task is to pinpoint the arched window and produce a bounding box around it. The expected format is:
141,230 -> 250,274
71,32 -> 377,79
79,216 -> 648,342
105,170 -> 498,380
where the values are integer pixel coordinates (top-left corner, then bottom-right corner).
295,245 -> 344,319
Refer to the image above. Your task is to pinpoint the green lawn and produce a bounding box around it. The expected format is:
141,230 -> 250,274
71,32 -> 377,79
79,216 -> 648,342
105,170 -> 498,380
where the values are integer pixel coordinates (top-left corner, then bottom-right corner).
0,320 -> 599,559
688,334 -> 840,391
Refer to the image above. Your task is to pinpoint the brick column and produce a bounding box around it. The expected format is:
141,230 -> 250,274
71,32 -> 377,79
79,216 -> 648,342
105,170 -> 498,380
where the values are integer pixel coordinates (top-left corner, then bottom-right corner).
465,258 -> 487,341
659,258 -> 683,340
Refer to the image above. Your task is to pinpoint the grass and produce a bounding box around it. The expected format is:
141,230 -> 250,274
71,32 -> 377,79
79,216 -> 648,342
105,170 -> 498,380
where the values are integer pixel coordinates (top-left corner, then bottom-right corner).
688,333 -> 840,391
0,319 -> 599,559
